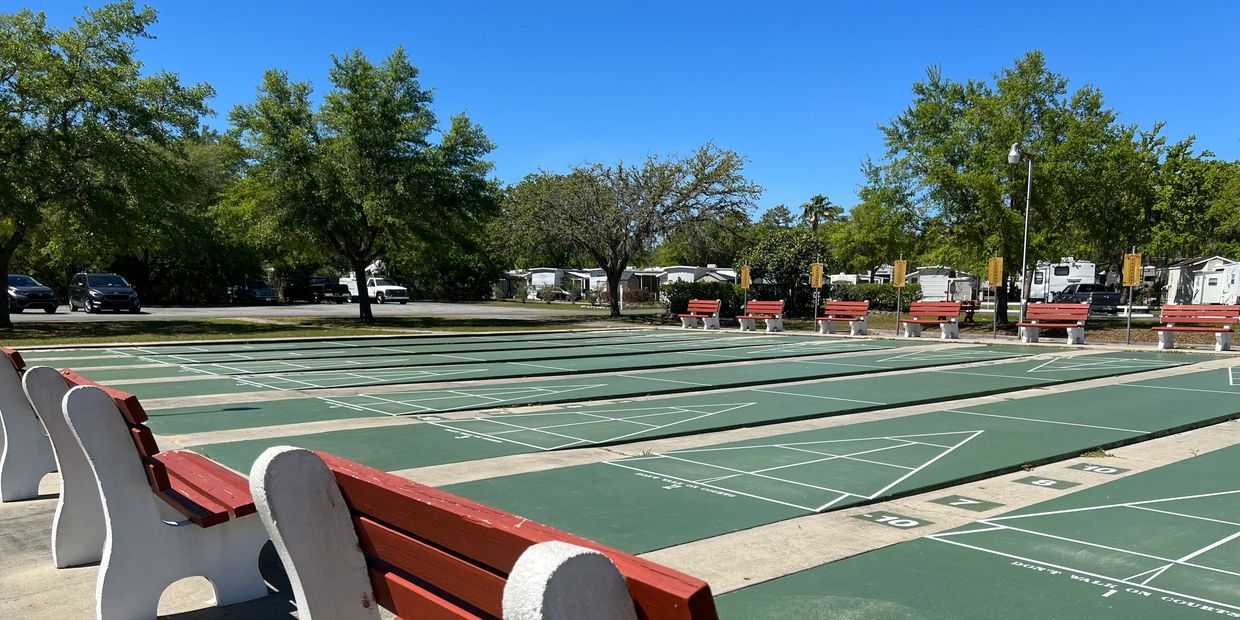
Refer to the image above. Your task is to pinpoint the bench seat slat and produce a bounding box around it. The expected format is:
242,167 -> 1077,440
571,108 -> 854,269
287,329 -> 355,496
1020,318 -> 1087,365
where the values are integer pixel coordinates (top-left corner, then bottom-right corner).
153,450 -> 256,526
320,452 -> 717,620
372,567 -> 481,620
1152,325 -> 1234,332
355,515 -> 507,618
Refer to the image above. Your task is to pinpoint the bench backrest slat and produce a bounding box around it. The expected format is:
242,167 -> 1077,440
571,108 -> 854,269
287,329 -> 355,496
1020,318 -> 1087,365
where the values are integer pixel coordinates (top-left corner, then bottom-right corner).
908,301 -> 962,318
320,452 -> 717,620
1024,303 -> 1090,321
741,300 -> 784,316
371,566 -> 479,620
1,346 -> 25,372
356,515 -> 505,618
822,301 -> 869,317
684,299 -> 721,314
1160,304 -> 1240,324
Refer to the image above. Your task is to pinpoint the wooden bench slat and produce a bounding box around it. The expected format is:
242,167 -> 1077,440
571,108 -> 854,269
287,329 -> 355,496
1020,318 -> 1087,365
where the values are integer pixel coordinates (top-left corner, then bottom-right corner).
129,426 -> 161,459
2,346 -> 25,372
153,450 -> 256,525
61,369 -> 149,424
1153,325 -> 1234,332
355,515 -> 507,618
372,567 -> 481,620
320,452 -> 716,620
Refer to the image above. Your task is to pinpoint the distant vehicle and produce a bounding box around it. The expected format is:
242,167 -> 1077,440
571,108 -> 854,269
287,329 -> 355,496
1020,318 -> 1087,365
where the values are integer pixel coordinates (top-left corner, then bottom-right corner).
227,280 -> 279,305
1025,257 -> 1097,303
69,272 -> 141,314
340,276 -> 409,304
283,276 -> 349,304
7,274 -> 58,314
1052,283 -> 1122,313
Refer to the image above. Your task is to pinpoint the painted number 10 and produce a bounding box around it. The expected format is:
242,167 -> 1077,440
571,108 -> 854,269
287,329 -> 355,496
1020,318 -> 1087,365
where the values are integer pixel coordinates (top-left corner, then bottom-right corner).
872,514 -> 922,528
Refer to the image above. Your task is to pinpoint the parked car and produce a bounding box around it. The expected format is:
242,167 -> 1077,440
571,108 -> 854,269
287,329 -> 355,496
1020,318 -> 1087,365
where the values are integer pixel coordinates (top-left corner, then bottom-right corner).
69,272 -> 141,313
7,273 -> 58,313
227,280 -> 279,304
1051,283 -> 1123,313
340,276 -> 409,304
283,276 -> 349,304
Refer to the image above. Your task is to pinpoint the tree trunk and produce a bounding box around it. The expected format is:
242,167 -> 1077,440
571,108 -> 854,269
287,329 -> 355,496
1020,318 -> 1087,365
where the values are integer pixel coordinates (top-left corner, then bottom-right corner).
605,267 -> 623,318
0,225 -> 27,329
995,281 -> 1011,326
354,264 -> 374,322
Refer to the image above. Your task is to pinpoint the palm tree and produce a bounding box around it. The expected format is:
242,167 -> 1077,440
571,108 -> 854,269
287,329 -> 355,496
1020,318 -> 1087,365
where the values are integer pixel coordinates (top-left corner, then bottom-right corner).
801,194 -> 842,232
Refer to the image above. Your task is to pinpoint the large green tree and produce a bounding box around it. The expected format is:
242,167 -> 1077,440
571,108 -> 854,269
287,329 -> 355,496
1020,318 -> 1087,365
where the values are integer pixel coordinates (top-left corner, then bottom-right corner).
871,51 -> 1161,321
228,48 -> 497,320
0,2 -> 212,324
504,144 -> 761,316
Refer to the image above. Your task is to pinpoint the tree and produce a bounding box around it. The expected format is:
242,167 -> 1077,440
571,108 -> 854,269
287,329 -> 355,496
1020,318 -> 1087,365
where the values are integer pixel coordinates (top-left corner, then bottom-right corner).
830,160 -> 926,278
649,210 -> 752,267
0,2 -> 212,325
228,48 -> 497,321
871,51 -> 1160,323
737,227 -> 829,316
757,204 -> 797,228
505,144 -> 761,316
800,194 -> 842,232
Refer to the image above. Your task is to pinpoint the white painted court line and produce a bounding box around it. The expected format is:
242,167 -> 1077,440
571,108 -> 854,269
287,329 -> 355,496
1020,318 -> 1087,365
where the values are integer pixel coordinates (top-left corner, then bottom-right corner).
751,388 -> 886,406
943,409 -> 1149,434
1121,383 -> 1240,396
605,461 -> 820,512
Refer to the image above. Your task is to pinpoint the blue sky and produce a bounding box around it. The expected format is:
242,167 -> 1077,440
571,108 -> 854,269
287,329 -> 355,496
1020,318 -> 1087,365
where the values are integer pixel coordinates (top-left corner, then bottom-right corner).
30,1 -> 1240,214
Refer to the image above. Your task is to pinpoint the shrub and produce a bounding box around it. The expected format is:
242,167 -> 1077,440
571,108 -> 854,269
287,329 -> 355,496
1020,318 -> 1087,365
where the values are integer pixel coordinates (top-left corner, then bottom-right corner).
535,285 -> 561,303
829,282 -> 922,311
663,281 -> 745,316
600,287 -> 659,305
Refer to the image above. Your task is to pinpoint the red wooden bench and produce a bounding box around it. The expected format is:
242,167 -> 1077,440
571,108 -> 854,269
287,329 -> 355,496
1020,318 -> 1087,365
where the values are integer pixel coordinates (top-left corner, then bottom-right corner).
34,370 -> 269,617
0,346 -> 58,502
678,298 -> 722,330
902,301 -> 963,339
737,300 -> 784,332
817,300 -> 870,335
1016,302 -> 1091,344
1152,304 -> 1239,351
251,446 -> 718,620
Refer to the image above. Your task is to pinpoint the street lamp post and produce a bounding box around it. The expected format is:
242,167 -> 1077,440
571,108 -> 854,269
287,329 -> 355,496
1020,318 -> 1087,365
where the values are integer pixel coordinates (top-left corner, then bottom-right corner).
1008,143 -> 1034,325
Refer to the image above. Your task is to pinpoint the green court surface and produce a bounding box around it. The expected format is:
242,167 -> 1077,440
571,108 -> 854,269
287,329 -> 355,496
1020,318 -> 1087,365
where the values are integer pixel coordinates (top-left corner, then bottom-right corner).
196,352 -> 1197,479
144,346 -> 1029,434
101,337 -> 914,397
424,365 -> 1240,554
78,332 -> 853,381
716,442 -> 1240,619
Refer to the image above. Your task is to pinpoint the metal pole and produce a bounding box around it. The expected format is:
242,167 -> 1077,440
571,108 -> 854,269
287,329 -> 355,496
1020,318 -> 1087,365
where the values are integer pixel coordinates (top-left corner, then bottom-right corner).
1125,245 -> 1135,344
1019,156 -> 1033,325
992,284 -> 998,339
894,254 -> 903,336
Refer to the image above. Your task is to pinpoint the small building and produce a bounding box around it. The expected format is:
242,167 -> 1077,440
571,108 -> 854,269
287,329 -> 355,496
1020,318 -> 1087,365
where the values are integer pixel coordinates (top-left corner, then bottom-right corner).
1162,256 -> 1238,305
906,266 -> 978,301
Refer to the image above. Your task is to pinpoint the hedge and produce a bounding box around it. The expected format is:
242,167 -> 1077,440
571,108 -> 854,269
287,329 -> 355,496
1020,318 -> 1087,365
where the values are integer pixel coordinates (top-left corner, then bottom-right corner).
828,282 -> 922,311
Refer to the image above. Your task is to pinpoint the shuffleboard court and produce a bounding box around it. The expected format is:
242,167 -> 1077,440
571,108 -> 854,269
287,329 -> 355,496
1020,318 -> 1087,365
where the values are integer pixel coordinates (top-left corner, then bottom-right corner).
716,442 -> 1240,619
424,364 -> 1240,554
16,328 -> 651,362
77,332 -> 845,380
195,352 -> 1196,478
144,346 -> 1030,434
100,337 -> 914,397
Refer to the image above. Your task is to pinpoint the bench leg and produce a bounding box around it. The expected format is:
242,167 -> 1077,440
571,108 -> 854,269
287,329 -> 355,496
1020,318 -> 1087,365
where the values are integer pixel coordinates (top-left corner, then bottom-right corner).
818,319 -> 835,335
940,322 -> 960,340
903,323 -> 922,338
679,317 -> 698,329
504,541 -> 639,620
1066,327 -> 1085,345
1019,326 -> 1040,344
1218,332 -> 1233,352
765,318 -> 783,333
1156,331 -> 1175,350
0,364 -> 58,501
252,447 -> 380,620
703,316 -> 720,330
738,318 -> 756,332
851,317 -> 868,336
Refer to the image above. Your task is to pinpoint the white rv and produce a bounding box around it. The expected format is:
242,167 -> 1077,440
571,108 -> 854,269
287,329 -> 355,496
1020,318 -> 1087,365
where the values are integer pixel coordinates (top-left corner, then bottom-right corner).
1025,257 -> 1097,303
1193,264 -> 1240,305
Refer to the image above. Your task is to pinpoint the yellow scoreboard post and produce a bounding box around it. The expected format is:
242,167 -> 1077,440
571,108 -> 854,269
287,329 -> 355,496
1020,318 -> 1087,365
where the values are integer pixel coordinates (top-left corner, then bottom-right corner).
988,257 -> 1004,288
892,260 -> 908,288
739,265 -> 751,289
1122,253 -> 1142,287
810,263 -> 825,289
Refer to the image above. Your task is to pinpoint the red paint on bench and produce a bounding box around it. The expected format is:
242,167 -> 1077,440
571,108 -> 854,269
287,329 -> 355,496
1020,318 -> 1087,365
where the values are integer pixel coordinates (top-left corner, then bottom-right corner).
319,452 -> 718,620
1,346 -> 25,372
1016,303 -> 1090,329
737,300 -> 784,320
904,301 -> 963,325
59,370 -> 254,528
819,300 -> 869,321
1152,304 -> 1240,333
678,299 -> 721,319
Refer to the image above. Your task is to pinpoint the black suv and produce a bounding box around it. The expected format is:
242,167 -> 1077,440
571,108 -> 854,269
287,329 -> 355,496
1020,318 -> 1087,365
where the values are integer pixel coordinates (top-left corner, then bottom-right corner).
227,280 -> 279,304
7,274 -> 58,313
69,273 -> 141,313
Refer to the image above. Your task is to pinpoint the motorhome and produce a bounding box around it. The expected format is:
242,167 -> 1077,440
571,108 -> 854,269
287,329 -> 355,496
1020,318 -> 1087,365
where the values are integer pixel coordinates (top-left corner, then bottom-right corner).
1025,257 -> 1097,303
1192,263 -> 1240,305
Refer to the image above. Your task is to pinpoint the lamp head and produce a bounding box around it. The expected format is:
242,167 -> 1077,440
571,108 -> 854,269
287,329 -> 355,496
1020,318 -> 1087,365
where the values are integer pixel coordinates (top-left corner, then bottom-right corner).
1007,143 -> 1022,164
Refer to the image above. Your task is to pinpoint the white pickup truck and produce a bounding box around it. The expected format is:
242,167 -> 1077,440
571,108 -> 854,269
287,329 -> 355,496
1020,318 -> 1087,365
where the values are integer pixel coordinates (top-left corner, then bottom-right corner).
339,276 -> 409,304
